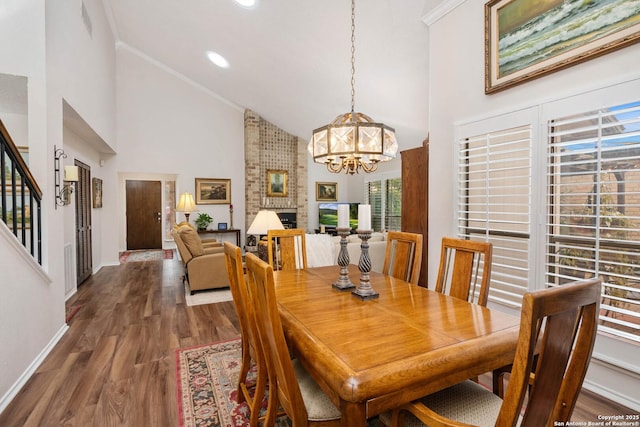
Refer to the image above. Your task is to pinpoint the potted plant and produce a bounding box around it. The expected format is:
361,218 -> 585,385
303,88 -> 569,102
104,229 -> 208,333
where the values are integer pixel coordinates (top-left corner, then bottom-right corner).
195,213 -> 213,231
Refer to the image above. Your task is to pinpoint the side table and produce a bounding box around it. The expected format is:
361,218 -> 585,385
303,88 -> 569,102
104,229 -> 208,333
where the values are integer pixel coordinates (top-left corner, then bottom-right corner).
197,229 -> 241,247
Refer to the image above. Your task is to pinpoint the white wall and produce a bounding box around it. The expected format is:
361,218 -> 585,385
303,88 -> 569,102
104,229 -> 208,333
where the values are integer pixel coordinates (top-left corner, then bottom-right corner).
0,0 -> 57,412
115,46 -> 246,251
0,0 -> 117,410
427,1 -> 640,410
47,0 -> 116,145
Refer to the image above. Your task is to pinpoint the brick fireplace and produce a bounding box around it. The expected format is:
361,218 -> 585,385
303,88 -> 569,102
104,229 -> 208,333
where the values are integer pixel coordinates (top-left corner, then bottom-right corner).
244,109 -> 308,245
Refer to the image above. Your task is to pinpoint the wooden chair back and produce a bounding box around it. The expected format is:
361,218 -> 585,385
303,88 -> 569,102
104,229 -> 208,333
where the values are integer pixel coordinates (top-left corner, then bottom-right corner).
223,242 -> 267,426
497,278 -> 601,426
266,228 -> 307,271
382,231 -> 423,285
435,237 -> 493,306
388,278 -> 602,427
244,252 -> 309,425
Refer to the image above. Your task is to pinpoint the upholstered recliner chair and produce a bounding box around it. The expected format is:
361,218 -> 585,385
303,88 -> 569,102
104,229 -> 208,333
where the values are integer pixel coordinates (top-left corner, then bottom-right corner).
172,223 -> 230,293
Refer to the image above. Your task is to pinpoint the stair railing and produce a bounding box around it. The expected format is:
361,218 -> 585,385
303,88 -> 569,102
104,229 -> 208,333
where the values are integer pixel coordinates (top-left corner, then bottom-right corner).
0,119 -> 42,265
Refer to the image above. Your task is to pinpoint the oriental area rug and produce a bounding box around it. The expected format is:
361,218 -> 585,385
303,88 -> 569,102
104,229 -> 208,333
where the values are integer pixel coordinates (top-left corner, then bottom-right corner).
119,249 -> 174,263
176,339 -> 382,427
176,339 -> 290,427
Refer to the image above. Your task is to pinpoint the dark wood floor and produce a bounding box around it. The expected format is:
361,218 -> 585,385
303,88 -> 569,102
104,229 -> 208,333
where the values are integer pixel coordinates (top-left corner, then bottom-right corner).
0,256 -> 634,426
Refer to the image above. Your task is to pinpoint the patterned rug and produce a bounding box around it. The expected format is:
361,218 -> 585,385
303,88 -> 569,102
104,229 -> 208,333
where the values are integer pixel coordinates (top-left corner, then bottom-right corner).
119,249 -> 174,263
176,339 -> 289,427
176,339 -> 382,427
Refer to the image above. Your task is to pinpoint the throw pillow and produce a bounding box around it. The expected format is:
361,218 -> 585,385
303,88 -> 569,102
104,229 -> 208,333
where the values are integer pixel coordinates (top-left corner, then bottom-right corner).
179,227 -> 204,257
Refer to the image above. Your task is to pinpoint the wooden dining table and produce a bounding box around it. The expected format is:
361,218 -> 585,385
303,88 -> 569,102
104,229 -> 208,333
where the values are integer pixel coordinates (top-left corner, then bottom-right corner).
273,264 -> 521,426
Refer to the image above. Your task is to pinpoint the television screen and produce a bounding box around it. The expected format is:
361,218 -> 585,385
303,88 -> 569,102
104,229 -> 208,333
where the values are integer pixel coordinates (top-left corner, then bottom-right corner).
318,203 -> 358,229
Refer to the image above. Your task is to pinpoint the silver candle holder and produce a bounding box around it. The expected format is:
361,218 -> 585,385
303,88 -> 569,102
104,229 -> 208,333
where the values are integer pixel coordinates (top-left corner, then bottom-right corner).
332,227 -> 355,291
352,229 -> 379,300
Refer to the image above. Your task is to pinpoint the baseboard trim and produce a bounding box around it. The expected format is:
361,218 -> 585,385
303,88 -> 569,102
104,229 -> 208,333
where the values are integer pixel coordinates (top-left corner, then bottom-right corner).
0,324 -> 69,414
583,357 -> 640,412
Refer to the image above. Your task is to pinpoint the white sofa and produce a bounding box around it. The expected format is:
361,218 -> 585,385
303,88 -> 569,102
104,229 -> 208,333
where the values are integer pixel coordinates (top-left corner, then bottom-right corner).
305,232 -> 388,273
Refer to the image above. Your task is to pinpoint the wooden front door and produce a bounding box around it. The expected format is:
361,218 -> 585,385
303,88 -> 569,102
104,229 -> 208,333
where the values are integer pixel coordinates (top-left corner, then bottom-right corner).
126,180 -> 162,250
75,160 -> 92,285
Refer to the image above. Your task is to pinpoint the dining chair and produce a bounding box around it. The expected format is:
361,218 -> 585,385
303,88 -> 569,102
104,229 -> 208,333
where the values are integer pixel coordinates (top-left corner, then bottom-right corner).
244,252 -> 341,426
223,242 -> 268,427
267,228 -> 307,271
382,277 -> 601,427
435,237 -> 493,306
382,231 -> 423,285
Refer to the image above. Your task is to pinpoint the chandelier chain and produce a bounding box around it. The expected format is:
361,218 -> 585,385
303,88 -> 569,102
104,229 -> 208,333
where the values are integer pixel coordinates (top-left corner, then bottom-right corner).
350,0 -> 356,114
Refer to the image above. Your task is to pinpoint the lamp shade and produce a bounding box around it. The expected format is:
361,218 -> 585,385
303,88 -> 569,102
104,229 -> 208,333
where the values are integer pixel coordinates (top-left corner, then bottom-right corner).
63,165 -> 79,182
247,210 -> 284,235
176,192 -> 197,213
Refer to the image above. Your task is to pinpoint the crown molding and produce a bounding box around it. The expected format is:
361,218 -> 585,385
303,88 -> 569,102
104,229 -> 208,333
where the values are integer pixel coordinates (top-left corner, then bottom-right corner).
422,0 -> 467,27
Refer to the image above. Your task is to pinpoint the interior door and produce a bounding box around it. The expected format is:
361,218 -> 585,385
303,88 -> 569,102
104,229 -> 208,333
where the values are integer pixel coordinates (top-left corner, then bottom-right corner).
75,160 -> 92,285
126,180 -> 162,250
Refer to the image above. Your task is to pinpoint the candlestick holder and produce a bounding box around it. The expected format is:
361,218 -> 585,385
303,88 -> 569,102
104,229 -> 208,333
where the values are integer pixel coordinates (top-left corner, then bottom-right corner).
332,228 -> 355,291
352,229 -> 379,300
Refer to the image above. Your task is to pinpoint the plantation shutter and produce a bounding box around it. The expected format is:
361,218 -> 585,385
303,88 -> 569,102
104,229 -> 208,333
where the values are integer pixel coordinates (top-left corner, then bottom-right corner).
365,178 -> 402,232
458,125 -> 532,307
546,101 -> 640,343
385,178 -> 402,231
366,180 -> 382,231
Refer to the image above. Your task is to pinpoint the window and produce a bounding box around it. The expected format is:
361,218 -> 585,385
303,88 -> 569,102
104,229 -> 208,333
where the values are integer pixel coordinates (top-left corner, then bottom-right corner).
365,177 -> 402,232
165,180 -> 176,240
546,101 -> 640,342
458,125 -> 532,308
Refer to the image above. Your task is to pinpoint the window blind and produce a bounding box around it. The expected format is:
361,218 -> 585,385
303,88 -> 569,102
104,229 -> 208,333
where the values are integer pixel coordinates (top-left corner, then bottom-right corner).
366,181 -> 382,231
458,125 -> 532,307
546,101 -> 640,343
365,178 -> 402,232
385,178 -> 402,231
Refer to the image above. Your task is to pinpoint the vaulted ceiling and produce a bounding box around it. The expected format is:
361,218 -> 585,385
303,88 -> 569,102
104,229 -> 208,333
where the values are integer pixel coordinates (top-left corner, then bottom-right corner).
104,0 -> 440,149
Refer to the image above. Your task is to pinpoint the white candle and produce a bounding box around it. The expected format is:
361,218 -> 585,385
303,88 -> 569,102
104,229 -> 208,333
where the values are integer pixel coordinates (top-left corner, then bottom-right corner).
358,204 -> 371,230
338,205 -> 349,228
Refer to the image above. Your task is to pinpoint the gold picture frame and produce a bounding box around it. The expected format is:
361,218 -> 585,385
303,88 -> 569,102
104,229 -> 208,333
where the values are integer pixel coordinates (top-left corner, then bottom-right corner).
195,178 -> 231,204
485,0 -> 640,94
266,170 -> 288,197
316,182 -> 337,201
92,178 -> 103,208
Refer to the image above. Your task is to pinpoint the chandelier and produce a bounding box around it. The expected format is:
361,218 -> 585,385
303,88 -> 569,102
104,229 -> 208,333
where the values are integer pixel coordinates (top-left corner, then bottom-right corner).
308,0 -> 398,175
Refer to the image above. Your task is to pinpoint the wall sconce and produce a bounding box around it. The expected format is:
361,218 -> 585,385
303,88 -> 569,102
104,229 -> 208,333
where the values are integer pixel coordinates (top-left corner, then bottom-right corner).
54,145 -> 79,208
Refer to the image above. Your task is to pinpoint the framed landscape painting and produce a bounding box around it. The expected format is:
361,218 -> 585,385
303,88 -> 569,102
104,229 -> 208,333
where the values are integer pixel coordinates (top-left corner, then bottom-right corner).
485,0 -> 640,93
195,178 -> 231,204
316,182 -> 337,201
266,170 -> 288,197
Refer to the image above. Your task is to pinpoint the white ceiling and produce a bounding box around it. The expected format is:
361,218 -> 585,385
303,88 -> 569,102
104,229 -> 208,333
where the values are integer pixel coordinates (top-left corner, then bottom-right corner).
104,0 -> 440,149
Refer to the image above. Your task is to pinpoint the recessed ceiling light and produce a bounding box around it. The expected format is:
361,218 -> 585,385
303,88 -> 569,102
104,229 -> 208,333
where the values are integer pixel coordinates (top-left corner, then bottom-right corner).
206,51 -> 229,69
233,0 -> 257,8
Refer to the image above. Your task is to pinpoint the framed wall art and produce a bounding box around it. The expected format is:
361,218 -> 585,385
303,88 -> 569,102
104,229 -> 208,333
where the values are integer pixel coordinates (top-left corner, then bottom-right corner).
92,177 -> 103,208
316,182 -> 337,201
195,178 -> 231,204
266,170 -> 288,197
485,0 -> 640,94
